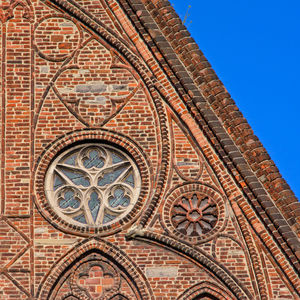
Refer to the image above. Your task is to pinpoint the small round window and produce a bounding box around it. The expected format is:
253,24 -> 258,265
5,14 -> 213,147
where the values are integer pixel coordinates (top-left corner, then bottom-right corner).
45,143 -> 141,227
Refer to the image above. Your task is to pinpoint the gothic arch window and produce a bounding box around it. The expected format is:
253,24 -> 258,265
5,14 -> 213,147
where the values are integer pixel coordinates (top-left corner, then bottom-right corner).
193,294 -> 219,300
46,252 -> 142,299
38,240 -> 153,300
177,282 -> 236,300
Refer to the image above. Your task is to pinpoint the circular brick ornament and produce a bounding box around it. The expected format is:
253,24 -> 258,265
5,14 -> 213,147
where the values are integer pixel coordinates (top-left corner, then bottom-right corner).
34,16 -> 82,62
171,192 -> 218,236
35,130 -> 150,236
163,183 -> 226,244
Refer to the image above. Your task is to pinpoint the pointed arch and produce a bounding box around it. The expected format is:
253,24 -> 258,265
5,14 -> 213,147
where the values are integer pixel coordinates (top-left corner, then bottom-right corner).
0,0 -> 34,23
177,282 -> 237,300
43,0 -> 171,230
37,238 -> 153,299
127,230 -> 252,299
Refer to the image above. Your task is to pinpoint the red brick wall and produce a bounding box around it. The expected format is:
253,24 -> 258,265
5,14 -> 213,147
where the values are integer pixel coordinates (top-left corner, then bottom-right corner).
0,0 -> 299,299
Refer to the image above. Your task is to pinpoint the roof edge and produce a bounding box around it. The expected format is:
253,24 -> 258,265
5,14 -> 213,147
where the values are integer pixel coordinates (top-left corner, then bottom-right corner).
142,0 -> 300,233
123,0 -> 300,272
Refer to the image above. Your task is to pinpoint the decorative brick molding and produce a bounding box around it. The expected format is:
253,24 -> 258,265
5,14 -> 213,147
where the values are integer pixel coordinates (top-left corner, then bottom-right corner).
37,238 -> 153,299
139,0 -> 300,233
137,0 -> 300,257
0,0 -> 33,23
118,0 -> 300,278
33,14 -> 83,62
127,229 -> 252,299
42,0 -> 171,229
67,255 -> 121,299
1,0 -> 299,298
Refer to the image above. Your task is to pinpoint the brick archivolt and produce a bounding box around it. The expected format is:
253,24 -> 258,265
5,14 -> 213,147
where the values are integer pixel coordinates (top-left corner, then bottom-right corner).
37,238 -> 153,299
0,0 -> 33,23
127,229 -> 252,299
177,282 -> 237,300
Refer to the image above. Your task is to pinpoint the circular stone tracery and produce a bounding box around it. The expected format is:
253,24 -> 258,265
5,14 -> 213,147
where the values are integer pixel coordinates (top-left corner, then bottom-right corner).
45,143 -> 141,227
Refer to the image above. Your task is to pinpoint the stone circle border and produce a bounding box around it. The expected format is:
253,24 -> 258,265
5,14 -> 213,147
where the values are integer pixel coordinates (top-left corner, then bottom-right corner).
35,129 -> 151,237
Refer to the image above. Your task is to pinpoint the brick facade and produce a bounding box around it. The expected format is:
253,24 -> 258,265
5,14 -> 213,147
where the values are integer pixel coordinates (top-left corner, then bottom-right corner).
0,0 -> 299,299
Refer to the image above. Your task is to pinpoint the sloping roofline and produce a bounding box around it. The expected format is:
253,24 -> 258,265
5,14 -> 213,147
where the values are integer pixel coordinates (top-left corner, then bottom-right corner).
139,0 -> 300,231
123,0 -> 300,263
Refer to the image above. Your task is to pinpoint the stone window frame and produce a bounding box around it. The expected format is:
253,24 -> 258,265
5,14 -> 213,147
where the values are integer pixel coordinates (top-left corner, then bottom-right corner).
45,143 -> 142,228
35,129 -> 150,236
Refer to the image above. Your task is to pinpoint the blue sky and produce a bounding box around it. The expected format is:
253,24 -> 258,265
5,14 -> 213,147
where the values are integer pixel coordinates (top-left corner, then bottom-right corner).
171,0 -> 300,200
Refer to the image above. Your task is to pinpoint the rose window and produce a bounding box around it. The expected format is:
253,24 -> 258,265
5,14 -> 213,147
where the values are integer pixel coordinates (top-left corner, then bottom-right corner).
45,143 -> 141,227
171,193 -> 218,236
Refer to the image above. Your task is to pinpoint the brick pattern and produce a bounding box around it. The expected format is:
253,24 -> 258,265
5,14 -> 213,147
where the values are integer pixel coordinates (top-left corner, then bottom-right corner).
170,117 -> 203,181
0,0 -> 299,299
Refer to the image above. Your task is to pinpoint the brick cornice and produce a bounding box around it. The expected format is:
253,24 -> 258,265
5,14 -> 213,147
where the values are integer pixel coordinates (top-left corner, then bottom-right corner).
140,0 -> 300,232
126,0 -> 300,266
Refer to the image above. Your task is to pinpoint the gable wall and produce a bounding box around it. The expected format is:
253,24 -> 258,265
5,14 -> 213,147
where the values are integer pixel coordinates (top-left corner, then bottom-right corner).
0,0 -> 299,299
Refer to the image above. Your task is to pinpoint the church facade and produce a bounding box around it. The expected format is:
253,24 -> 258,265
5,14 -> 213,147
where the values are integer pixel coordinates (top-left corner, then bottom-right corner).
0,0 -> 300,299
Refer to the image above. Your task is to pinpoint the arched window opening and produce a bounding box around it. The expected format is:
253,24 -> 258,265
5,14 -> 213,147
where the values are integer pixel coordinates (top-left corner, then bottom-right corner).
194,293 -> 219,300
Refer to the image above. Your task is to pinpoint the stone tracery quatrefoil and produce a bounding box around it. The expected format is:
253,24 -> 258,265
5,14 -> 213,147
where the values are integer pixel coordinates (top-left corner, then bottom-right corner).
45,143 -> 141,228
